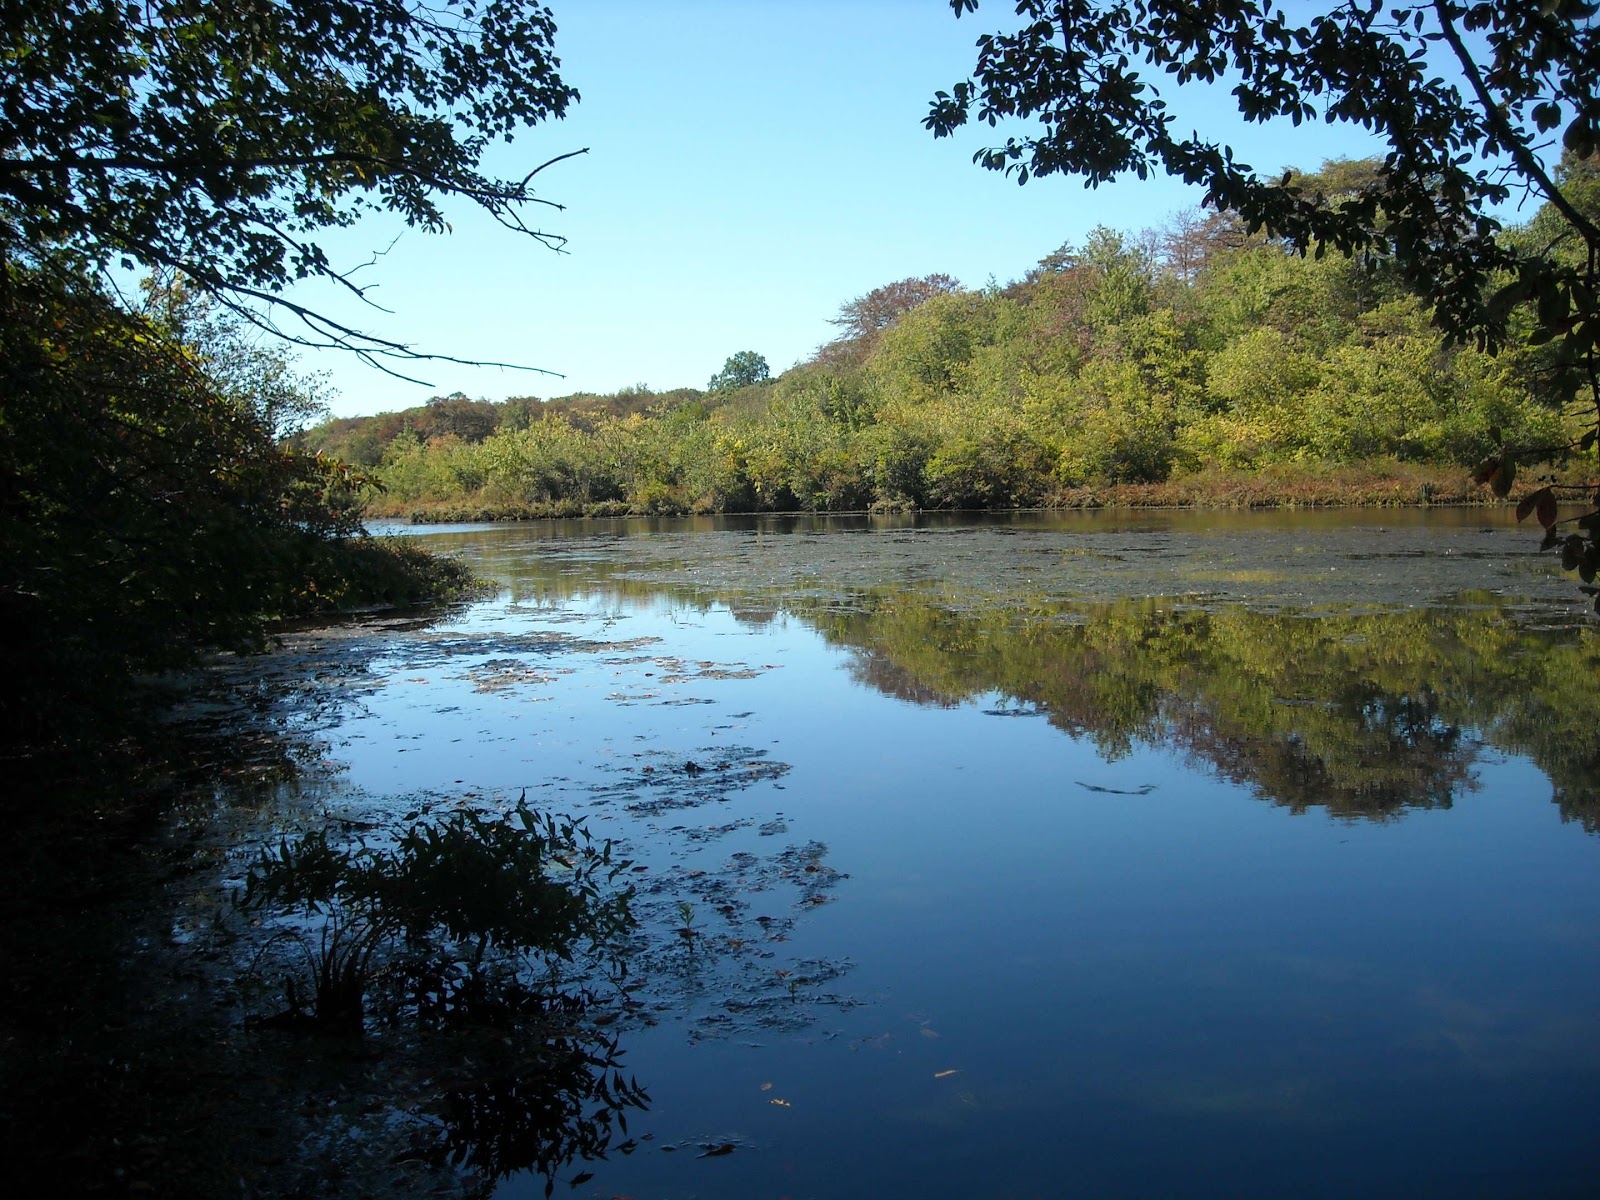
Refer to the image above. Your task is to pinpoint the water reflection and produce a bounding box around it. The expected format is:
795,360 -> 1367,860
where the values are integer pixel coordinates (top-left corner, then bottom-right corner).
323,519 -> 1600,1200
446,523 -> 1600,827
428,1020 -> 648,1195
155,602 -> 862,1198
806,594 -> 1600,825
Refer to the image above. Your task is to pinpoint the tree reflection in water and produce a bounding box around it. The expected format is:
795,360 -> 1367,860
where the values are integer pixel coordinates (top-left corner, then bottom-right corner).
428,1017 -> 648,1195
800,593 -> 1600,827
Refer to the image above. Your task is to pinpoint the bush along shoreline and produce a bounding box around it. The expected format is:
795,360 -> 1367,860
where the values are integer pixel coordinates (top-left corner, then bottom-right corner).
369,461 -> 1536,524
307,179 -> 1594,531
0,264 -> 481,751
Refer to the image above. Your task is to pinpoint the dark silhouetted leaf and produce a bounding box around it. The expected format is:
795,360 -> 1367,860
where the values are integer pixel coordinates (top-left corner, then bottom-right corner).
1536,489 -> 1559,529
1517,486 -> 1555,526
1490,459 -> 1516,498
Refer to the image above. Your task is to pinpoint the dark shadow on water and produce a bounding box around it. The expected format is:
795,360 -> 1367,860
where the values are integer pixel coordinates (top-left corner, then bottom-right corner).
0,613 -> 655,1199
430,1023 -> 648,1193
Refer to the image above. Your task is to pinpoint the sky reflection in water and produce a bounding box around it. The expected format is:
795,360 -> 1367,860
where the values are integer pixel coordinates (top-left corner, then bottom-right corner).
323,512 -> 1600,1198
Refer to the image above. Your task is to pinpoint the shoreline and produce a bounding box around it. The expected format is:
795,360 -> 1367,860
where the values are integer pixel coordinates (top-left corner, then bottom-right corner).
368,463 -> 1547,525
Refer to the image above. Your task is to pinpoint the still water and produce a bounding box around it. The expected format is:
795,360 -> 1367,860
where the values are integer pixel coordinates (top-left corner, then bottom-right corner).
272,511 -> 1600,1197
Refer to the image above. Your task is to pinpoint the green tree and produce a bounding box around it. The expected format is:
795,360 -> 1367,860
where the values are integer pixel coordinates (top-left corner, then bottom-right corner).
708,350 -> 772,392
141,274 -> 332,437
0,2 -> 568,735
0,264 -> 476,741
2,0 -> 577,368
927,1 -> 1596,367
928,0 -> 1600,583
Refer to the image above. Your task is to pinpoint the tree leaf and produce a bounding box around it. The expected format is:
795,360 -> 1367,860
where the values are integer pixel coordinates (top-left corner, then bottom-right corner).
1517,486 -> 1554,524
1536,488 -> 1559,529
1490,459 -> 1516,498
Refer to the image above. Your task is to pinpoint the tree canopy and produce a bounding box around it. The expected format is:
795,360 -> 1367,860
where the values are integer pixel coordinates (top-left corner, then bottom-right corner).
1,0 -> 578,369
0,1 -> 567,738
829,274 -> 964,341
926,1 -> 1598,406
708,350 -> 771,392
927,0 -> 1600,589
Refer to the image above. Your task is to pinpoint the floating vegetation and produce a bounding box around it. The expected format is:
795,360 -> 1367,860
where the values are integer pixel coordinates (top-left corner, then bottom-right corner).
466,659 -> 568,692
586,747 -> 793,817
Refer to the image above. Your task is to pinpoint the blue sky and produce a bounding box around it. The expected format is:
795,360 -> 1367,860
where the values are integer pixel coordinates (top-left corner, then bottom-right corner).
303,1 -> 1391,419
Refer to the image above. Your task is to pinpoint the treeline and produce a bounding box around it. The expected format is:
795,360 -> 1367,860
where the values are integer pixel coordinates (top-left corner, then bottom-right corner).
309,157 -> 1592,520
306,386 -> 700,468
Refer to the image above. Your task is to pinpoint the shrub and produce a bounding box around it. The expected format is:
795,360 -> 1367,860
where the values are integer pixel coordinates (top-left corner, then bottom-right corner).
242,803 -> 636,1033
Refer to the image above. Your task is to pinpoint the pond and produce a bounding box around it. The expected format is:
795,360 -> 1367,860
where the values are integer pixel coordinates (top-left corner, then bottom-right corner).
229,510 -> 1600,1198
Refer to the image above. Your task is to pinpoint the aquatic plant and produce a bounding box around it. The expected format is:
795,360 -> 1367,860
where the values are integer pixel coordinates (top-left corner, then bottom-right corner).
242,803 -> 636,1033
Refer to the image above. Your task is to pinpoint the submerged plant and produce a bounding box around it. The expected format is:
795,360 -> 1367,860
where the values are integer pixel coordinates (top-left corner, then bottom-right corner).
242,802 -> 636,1033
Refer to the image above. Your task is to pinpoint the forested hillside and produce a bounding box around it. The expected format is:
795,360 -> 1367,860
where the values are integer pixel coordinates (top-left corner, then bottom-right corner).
309,157 -> 1595,521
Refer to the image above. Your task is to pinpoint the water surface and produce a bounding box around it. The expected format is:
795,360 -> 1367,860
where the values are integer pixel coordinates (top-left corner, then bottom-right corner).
274,511 -> 1600,1197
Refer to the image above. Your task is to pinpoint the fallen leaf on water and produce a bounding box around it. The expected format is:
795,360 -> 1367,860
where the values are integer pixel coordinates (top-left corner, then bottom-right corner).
698,1143 -> 736,1158
759,1082 -> 773,1091
934,1069 -> 961,1080
770,1098 -> 791,1107
919,1027 -> 941,1040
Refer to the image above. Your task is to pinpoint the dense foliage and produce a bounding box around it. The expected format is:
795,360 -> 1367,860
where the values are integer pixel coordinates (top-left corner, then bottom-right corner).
0,264 -> 476,741
926,1 -> 1598,409
0,1 -> 579,740
0,0 -> 575,366
309,180 -> 1576,520
926,0 -> 1600,585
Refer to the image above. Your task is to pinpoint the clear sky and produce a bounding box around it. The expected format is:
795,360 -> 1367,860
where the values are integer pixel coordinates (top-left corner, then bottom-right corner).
302,1 -> 1389,420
